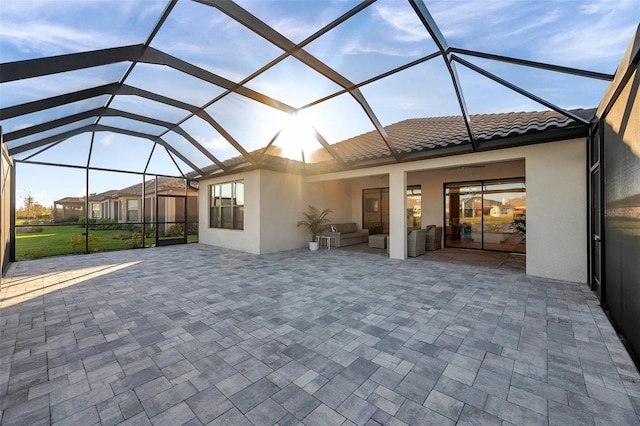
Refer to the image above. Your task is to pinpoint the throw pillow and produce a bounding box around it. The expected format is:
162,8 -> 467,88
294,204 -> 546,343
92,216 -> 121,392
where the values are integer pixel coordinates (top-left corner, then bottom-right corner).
330,225 -> 337,232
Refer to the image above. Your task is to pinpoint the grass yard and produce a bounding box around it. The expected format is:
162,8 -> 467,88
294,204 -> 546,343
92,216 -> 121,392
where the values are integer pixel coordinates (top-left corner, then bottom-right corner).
15,225 -> 155,260
608,217 -> 640,237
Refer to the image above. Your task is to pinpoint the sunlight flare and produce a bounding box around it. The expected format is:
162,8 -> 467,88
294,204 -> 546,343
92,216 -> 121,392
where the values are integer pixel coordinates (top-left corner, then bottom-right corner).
0,261 -> 141,308
275,112 -> 318,161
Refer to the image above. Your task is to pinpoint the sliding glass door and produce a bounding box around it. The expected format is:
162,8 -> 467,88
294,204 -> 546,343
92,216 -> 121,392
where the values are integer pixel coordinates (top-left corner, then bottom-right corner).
482,181 -> 526,253
445,178 -> 526,253
445,183 -> 482,249
363,188 -> 389,234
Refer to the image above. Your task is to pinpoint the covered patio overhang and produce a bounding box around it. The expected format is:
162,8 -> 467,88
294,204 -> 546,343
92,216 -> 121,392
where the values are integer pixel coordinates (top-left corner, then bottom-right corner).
307,136 -> 587,284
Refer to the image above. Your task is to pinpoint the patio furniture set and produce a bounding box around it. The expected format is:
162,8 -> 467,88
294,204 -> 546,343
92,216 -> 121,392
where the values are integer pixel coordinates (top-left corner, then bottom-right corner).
319,222 -> 442,256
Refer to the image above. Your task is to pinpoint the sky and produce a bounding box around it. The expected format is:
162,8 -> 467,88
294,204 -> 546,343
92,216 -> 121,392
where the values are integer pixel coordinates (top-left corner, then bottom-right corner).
1,0 -> 638,208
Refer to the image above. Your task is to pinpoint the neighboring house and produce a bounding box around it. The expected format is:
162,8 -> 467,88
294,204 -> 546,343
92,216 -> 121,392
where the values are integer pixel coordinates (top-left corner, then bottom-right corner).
53,197 -> 85,222
84,177 -> 198,228
88,190 -> 119,221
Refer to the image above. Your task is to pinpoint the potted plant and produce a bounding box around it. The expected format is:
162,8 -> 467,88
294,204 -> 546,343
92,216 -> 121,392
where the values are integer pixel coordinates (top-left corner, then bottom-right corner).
297,205 -> 332,251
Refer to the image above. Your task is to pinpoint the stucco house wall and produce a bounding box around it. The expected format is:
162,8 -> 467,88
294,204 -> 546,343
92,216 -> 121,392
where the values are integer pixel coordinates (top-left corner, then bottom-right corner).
259,170 -> 307,254
309,138 -> 588,283
525,139 -> 587,283
199,169 -> 260,254
199,169 -> 353,254
198,138 -> 587,283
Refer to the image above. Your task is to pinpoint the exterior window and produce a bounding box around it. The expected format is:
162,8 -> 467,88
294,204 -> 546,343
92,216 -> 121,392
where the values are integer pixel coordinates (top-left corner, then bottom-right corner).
127,199 -> 139,222
210,181 -> 244,230
407,185 -> 421,228
91,203 -> 100,218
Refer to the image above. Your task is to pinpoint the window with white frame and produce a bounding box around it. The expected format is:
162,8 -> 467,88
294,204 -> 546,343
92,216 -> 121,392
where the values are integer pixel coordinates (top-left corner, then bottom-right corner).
127,199 -> 139,222
91,203 -> 101,218
209,181 -> 244,230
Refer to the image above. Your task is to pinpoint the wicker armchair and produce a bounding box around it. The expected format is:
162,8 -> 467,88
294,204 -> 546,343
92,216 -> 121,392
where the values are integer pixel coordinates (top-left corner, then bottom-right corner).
426,225 -> 442,251
407,228 -> 427,257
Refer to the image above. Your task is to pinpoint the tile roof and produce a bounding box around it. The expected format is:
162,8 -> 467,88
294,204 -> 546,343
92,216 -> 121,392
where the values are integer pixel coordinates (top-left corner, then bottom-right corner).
53,196 -> 85,205
333,108 -> 596,162
89,177 -> 192,201
196,108 -> 595,178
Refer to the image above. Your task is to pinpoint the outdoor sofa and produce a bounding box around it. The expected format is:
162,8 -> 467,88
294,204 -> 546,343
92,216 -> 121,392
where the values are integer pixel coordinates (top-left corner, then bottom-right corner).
323,223 -> 369,247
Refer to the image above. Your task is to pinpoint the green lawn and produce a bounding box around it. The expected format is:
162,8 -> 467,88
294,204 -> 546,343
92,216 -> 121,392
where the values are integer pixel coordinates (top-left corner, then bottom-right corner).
608,218 -> 640,237
15,225 -> 155,260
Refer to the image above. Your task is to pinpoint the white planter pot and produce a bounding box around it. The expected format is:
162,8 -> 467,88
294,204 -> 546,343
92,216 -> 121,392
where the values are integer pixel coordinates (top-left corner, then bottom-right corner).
309,241 -> 319,251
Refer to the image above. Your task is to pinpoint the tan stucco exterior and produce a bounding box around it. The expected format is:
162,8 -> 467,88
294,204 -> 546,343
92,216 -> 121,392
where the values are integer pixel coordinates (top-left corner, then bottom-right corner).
198,138 -> 588,283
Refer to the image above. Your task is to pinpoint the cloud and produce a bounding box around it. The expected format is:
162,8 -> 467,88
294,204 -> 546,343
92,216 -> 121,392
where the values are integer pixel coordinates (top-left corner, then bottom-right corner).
534,8 -> 638,66
270,16 -> 315,42
34,191 -> 51,206
578,0 -> 636,15
500,9 -> 562,39
16,189 -> 53,207
373,4 -> 430,42
0,0 -> 165,60
8,123 -> 35,133
100,135 -> 114,147
1,21 -> 126,58
544,24 -> 637,65
428,1 -> 514,39
197,135 -> 229,151
342,40 -> 422,58
426,0 -> 637,71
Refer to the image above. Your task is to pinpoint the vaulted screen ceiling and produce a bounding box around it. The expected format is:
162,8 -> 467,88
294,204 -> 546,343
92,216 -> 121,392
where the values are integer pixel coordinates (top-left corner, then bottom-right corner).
0,0 -> 634,179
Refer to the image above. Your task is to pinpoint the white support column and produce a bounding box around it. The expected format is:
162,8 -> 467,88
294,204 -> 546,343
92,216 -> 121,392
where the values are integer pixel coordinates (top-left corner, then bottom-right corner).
388,169 -> 407,260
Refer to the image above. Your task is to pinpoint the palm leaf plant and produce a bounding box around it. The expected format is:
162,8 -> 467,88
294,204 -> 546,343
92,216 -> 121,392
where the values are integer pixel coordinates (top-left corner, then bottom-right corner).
297,205 -> 332,241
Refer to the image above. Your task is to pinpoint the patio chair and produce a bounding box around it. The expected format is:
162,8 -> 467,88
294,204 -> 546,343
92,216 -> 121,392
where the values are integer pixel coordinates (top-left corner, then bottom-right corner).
426,225 -> 442,251
407,228 -> 426,257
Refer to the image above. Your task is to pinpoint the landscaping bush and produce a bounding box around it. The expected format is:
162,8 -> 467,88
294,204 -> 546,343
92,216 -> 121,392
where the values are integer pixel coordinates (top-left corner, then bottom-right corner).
23,247 -> 47,259
168,224 -> 184,237
126,232 -> 143,249
16,226 -> 44,234
56,217 -> 82,224
67,234 -> 100,252
144,226 -> 155,238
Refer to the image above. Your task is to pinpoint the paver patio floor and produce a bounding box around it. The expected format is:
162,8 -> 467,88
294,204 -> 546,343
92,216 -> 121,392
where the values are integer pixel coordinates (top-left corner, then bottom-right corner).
1,243 -> 639,425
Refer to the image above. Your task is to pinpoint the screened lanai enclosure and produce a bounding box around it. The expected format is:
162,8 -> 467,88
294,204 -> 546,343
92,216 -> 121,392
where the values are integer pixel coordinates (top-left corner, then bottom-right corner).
0,0 -> 623,256
1,1 -> 640,363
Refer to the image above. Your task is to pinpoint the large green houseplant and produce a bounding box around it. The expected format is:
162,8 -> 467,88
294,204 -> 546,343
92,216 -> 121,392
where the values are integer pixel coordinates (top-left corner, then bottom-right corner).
297,205 -> 332,251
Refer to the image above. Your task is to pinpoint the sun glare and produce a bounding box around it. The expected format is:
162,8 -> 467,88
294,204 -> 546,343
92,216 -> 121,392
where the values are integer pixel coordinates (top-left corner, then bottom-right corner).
0,261 -> 141,308
276,112 -> 319,161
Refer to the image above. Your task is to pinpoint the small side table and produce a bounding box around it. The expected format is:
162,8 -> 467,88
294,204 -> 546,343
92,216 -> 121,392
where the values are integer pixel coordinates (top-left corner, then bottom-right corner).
317,235 -> 336,250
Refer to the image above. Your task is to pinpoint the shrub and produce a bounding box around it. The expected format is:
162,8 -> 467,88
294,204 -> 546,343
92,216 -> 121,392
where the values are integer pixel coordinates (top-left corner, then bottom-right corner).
126,232 -> 143,249
24,247 -> 47,259
56,217 -> 82,224
67,234 -> 100,252
144,226 -> 155,238
16,226 -> 44,234
112,233 -> 133,240
168,224 -> 184,237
